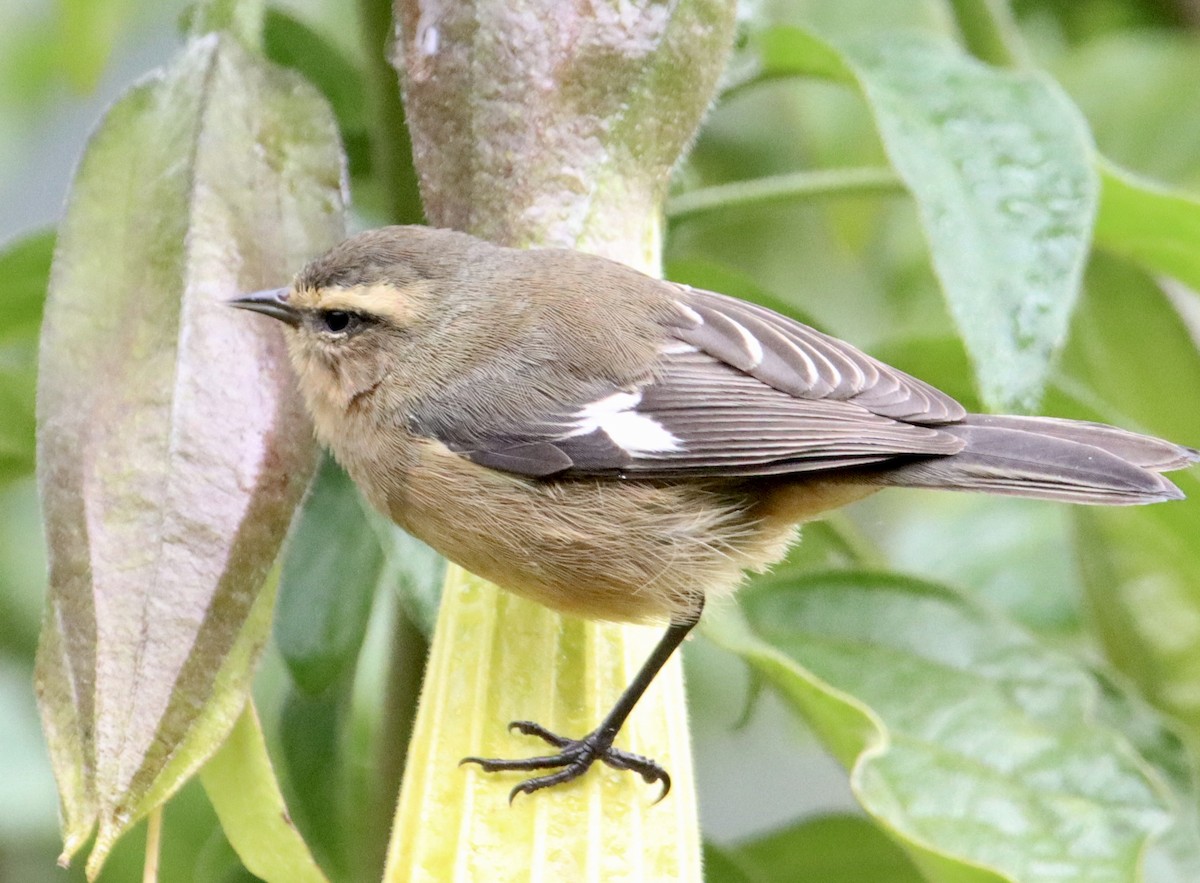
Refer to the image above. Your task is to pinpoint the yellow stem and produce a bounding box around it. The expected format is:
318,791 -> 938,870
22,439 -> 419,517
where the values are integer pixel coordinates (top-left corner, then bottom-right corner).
383,568 -> 701,881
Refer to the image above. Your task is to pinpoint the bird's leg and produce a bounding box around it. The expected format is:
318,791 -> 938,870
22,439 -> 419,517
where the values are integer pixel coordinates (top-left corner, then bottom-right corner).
460,601 -> 704,803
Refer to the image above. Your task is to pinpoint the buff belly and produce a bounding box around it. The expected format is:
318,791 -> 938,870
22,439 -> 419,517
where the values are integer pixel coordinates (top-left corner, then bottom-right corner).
349,439 -> 877,624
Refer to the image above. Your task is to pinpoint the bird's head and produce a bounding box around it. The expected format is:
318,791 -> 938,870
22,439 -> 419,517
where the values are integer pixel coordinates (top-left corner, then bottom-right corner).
230,226 -> 483,426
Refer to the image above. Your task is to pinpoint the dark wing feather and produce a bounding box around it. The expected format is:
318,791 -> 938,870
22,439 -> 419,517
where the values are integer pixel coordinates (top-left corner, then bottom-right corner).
435,285 -> 970,479
590,350 -> 963,476
452,357 -> 963,478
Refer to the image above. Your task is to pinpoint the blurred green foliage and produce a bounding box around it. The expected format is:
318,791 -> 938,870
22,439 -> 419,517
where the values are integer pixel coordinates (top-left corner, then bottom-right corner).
5,0 -> 1200,880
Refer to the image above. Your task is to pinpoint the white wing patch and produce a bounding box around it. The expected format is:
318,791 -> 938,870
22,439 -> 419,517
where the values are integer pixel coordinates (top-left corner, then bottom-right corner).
568,391 -> 682,454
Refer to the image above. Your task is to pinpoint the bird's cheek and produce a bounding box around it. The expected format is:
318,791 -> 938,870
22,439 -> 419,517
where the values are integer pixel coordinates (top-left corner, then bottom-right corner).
296,366 -> 360,454
343,345 -> 398,399
283,345 -> 342,420
283,335 -> 316,381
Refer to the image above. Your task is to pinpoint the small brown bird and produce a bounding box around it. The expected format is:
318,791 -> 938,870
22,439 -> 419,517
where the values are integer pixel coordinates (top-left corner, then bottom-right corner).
233,225 -> 1197,800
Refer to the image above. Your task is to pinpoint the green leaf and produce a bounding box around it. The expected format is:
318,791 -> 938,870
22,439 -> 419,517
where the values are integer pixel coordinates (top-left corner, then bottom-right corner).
841,32 -> 1098,412
718,815 -> 925,883
729,25 -> 855,93
736,27 -> 1099,411
1095,162 -> 1200,293
708,569 -> 1173,883
364,509 -> 445,638
702,841 -> 757,883
0,13 -> 59,110
945,0 -> 1026,68
864,491 -> 1082,634
1075,494 -> 1200,735
277,455 -> 382,695
276,688 -> 350,879
0,230 -> 52,327
0,231 -> 53,486
34,33 -> 345,875
1093,676 -> 1200,880
1051,255 -> 1200,451
0,481 -> 48,659
200,702 -> 328,883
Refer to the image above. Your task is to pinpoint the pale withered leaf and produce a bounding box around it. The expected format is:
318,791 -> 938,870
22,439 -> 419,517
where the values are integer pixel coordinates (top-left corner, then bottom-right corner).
35,33 -> 345,873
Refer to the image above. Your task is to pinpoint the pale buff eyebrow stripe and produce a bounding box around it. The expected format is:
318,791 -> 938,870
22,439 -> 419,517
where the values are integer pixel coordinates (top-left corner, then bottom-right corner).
307,283 -> 419,325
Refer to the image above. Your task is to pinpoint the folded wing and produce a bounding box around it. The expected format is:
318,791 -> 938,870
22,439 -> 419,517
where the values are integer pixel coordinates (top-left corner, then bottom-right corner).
424,287 -> 967,479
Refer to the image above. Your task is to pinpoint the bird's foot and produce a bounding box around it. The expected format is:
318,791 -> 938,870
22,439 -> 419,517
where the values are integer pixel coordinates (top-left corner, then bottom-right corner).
461,720 -> 671,803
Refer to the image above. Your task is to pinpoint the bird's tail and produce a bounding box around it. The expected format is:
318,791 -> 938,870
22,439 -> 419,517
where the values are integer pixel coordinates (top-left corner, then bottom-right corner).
877,414 -> 1199,505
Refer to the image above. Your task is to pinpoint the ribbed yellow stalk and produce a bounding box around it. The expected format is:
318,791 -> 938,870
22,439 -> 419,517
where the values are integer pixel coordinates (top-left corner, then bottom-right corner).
385,567 -> 700,880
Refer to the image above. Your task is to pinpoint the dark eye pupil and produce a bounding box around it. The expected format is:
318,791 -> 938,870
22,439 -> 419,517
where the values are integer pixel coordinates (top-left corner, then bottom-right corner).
323,310 -> 351,333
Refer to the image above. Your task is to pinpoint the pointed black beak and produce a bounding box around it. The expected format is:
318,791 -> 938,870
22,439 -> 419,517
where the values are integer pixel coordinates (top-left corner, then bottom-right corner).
229,288 -> 301,327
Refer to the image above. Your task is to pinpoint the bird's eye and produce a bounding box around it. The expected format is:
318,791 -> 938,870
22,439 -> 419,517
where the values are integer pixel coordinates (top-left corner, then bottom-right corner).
321,310 -> 354,334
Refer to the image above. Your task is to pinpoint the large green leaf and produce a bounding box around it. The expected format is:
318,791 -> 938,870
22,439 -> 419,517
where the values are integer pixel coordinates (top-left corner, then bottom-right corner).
862,490 -> 1082,635
34,32 -> 345,875
1049,256 -> 1200,442
842,33 -> 1097,412
363,510 -> 445,639
276,687 -> 350,879
709,569 -> 1173,883
1093,676 -> 1200,881
732,26 -> 1098,412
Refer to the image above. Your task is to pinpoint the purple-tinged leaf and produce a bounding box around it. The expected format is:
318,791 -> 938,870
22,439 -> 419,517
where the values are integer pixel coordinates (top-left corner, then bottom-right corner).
35,32 -> 345,875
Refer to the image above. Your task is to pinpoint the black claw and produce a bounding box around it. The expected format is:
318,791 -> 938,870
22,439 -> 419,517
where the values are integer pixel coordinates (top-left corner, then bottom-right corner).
460,611 -> 702,804
651,772 -> 671,805
460,722 -> 671,801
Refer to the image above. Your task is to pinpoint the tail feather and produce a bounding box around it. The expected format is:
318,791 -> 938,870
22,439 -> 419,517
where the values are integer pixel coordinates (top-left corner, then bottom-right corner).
961,414 -> 1199,471
877,414 -> 1198,505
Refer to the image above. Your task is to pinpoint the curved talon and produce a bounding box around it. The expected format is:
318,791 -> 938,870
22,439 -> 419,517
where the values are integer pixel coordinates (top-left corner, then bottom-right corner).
603,749 -> 671,802
650,771 -> 671,804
